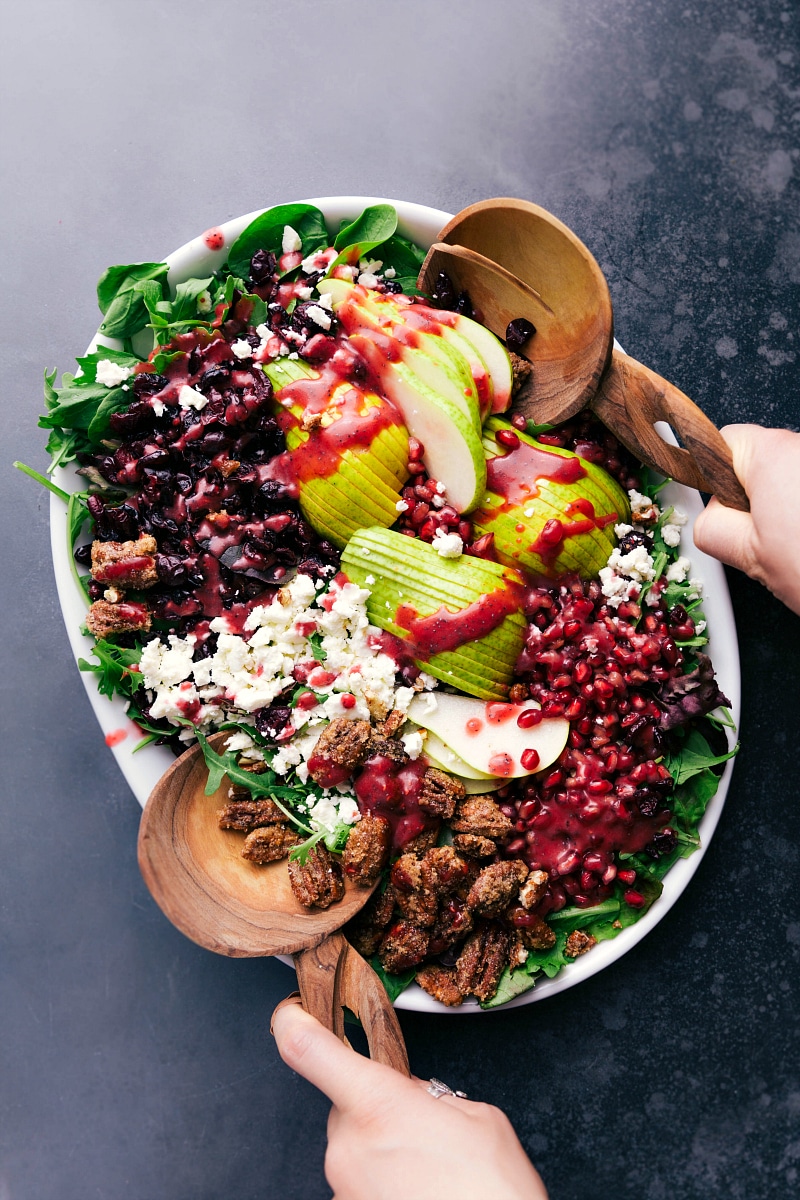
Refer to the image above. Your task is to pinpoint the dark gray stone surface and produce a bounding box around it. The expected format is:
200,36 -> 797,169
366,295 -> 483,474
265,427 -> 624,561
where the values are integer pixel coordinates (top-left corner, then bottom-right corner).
2,1 -> 798,1197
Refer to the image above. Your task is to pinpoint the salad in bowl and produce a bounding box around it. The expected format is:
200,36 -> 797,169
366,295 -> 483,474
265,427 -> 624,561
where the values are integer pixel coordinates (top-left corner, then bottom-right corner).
25,197 -> 739,1010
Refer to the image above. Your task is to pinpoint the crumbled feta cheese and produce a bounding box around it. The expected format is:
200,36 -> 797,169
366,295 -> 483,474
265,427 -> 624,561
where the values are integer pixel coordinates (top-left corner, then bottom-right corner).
395,499 -> 409,513
665,556 -> 691,583
96,359 -> 133,388
401,730 -> 424,759
432,530 -> 463,559
607,544 -> 655,584
695,620 -> 707,634
358,273 -> 380,289
231,338 -> 253,360
384,267 -> 396,279
614,522 -> 633,537
317,292 -> 333,310
435,482 -> 446,495
661,524 -> 682,547
365,575 -> 375,585
338,796 -> 361,825
282,225 -> 302,254
178,384 -> 208,410
196,290 -> 212,313
629,489 -> 660,524
297,286 -> 313,301
305,304 -> 332,331
524,507 -> 536,519
151,399 -> 166,417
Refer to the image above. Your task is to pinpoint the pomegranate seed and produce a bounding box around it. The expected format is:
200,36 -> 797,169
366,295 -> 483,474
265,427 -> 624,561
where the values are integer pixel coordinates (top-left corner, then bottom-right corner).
518,798 -> 538,820
521,748 -> 541,771
506,837 -> 526,855
511,413 -> 527,431
458,519 -> 472,541
574,660 -> 592,684
517,708 -> 543,728
623,889 -> 646,909
617,869 -> 637,885
565,698 -> 586,720
496,428 -> 520,449
340,693 -> 356,710
543,770 -> 563,789
407,437 -> 425,460
407,461 -> 426,475
587,778 -> 613,795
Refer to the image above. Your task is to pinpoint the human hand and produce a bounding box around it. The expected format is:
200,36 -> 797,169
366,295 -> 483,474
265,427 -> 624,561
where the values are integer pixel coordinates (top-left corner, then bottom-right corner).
271,995 -> 549,1200
693,423 -> 800,615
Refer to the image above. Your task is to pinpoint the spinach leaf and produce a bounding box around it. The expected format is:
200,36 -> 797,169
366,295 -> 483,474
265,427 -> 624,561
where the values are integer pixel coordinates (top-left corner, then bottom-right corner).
97,262 -> 170,338
663,727 -> 738,786
332,203 -> 398,256
226,203 -> 329,278
368,956 -> 418,1003
170,275 -> 214,322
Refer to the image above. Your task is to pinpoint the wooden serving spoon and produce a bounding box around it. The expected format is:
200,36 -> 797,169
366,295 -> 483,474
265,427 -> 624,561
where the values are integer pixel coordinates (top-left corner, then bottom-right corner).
419,198 -> 749,511
137,736 -> 410,1073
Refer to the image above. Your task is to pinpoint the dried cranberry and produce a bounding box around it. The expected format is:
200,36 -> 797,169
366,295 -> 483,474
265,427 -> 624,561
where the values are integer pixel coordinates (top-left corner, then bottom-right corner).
505,317 -> 536,352
249,249 -> 277,284
132,373 -> 168,397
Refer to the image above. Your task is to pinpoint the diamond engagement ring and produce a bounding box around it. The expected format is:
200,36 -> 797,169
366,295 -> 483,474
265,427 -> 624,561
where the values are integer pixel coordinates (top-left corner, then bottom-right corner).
426,1077 -> 468,1100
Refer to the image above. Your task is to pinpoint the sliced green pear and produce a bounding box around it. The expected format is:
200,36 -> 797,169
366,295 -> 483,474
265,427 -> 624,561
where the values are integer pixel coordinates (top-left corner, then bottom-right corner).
443,313 -> 513,414
262,357 -> 409,548
407,691 -> 568,779
472,419 -> 630,578
341,527 -> 527,700
461,776 -> 504,794
347,332 -> 486,512
337,295 -> 481,432
421,730 -> 497,779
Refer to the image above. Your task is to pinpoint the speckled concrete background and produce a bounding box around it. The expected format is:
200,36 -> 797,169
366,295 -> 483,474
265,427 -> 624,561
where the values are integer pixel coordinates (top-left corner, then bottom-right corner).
2,2 -> 798,1198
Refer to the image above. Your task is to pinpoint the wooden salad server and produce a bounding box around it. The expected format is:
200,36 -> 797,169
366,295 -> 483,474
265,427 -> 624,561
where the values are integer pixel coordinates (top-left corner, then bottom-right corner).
418,198 -> 749,511
137,736 -> 410,1074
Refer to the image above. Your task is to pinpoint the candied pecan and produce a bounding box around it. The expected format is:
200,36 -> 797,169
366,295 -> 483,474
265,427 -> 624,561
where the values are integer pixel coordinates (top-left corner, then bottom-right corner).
518,915 -> 556,951
402,824 -> 441,856
342,813 -> 391,886
455,922 -> 510,1002
345,885 -> 397,957
450,794 -> 513,840
423,846 -> 470,894
218,797 -> 289,831
416,965 -> 464,1007
241,825 -> 302,864
378,920 -> 429,973
466,860 -> 529,919
377,709 -> 406,737
91,535 -> 159,589
85,599 -> 151,638
564,930 -> 596,958
508,350 -> 534,396
288,844 -> 345,909
427,897 -> 474,956
518,869 -> 549,911
391,854 -> 437,927
418,768 -> 464,819
308,718 -> 373,779
451,833 -> 497,860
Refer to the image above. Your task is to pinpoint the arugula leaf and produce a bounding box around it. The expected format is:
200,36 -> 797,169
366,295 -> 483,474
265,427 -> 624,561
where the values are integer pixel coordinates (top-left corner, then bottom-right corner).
481,964 -> 539,1008
191,727 -> 314,831
79,639 -> 144,699
97,262 -> 170,338
226,203 -> 329,278
308,631 -> 326,662
547,898 -> 621,928
74,346 -> 139,383
368,956 -> 418,1003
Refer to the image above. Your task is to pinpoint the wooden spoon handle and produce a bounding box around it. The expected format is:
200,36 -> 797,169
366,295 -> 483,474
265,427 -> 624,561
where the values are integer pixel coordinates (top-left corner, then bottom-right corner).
591,349 -> 750,511
294,932 -> 410,1076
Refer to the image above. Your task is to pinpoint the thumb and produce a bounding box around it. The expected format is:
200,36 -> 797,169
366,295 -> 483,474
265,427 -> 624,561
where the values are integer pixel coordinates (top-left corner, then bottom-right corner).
693,496 -> 758,576
271,993 -> 411,1113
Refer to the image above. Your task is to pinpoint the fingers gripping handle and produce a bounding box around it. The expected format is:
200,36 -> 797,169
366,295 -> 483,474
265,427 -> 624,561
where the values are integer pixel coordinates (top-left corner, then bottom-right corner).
592,351 -> 750,511
294,933 -> 410,1076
